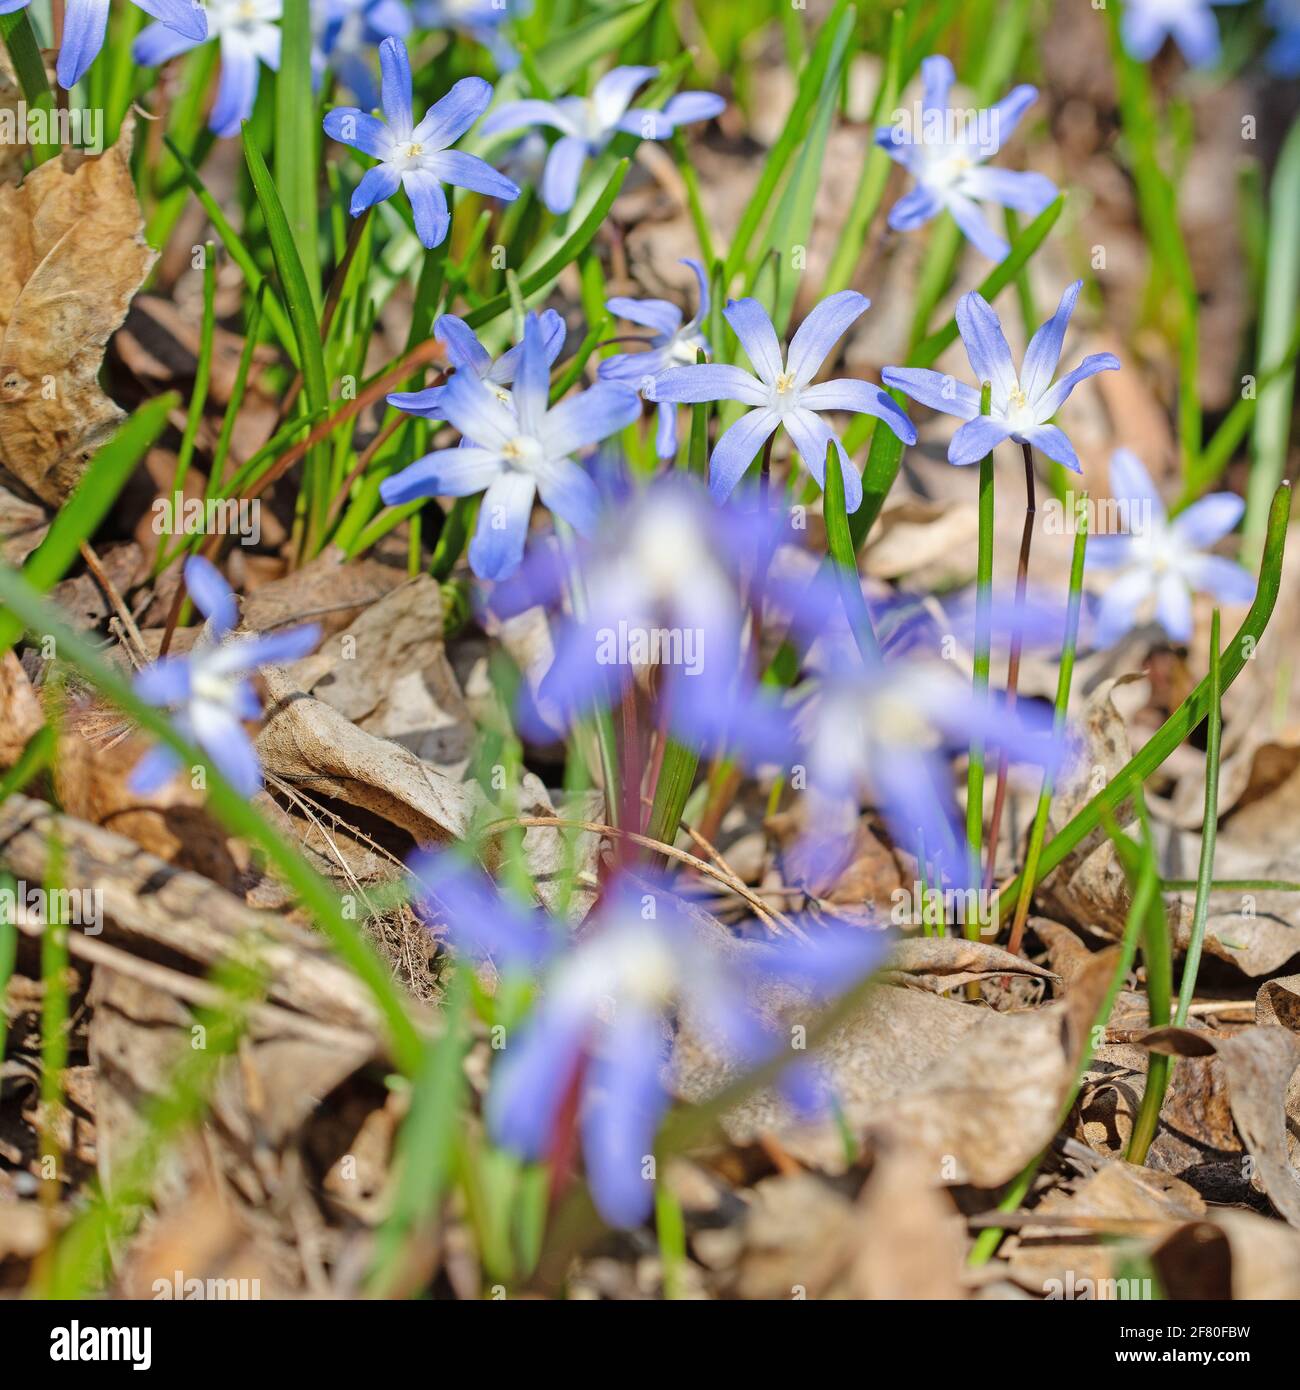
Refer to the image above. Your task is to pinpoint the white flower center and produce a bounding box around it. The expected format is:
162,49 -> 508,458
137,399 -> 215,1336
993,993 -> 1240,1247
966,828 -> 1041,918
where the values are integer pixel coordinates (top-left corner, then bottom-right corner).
501,434 -> 546,471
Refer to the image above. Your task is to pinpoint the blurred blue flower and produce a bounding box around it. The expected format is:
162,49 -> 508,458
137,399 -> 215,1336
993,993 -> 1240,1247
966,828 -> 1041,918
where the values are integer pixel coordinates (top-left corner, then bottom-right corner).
16,0 -> 208,90
129,557 -> 320,797
654,292 -> 916,508
491,476 -> 793,763
313,0 -> 410,110
379,312 -> 639,580
1266,0 -> 1300,71
134,0 -> 275,138
875,55 -> 1056,262
407,857 -> 887,1228
387,308 -> 566,421
883,280 -> 1119,471
415,0 -> 522,70
480,65 -> 724,213
1119,0 -> 1246,68
322,35 -> 518,247
789,654 -> 1062,891
1086,448 -> 1254,646
598,259 -> 711,459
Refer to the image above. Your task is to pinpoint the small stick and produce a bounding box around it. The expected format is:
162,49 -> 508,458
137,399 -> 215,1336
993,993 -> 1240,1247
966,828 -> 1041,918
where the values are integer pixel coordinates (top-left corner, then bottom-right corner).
984,442 -> 1037,888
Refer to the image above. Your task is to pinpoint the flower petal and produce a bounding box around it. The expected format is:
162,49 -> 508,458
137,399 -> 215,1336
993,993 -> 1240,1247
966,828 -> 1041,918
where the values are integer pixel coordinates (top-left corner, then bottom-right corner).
402,169 -> 450,247
133,20 -> 199,67
947,193 -> 1010,261
439,370 -> 517,449
136,0 -> 208,41
1020,279 -> 1082,405
380,448 -> 503,504
433,314 -> 493,376
955,291 -> 1019,400
1171,493 -> 1245,548
533,457 -> 601,535
480,98 -> 577,139
786,290 -> 870,387
540,382 -> 642,457
591,64 -> 657,130
128,743 -> 183,796
322,107 -> 394,159
427,149 -> 518,201
1169,5 -> 1222,66
722,297 -> 783,385
785,409 -> 862,512
1106,447 -> 1167,522
652,363 -> 767,405
1019,423 -> 1080,472
879,366 -> 981,420
1183,553 -> 1256,605
183,555 -> 238,636
134,656 -> 192,706
708,408 -> 779,502
350,161 -> 402,215
948,413 -> 1014,466
57,0 -> 110,88
412,74 -> 494,147
540,134 -> 587,214
470,471 -> 537,580
377,35 -> 414,137
800,379 -> 918,444
920,54 -> 955,115
209,35 -> 265,136
983,82 -> 1039,151
1155,572 -> 1194,643
959,165 -> 1058,216
487,1003 -> 587,1159
605,295 -> 681,338
887,182 -> 945,231
1034,351 -> 1121,420
581,1005 -> 668,1229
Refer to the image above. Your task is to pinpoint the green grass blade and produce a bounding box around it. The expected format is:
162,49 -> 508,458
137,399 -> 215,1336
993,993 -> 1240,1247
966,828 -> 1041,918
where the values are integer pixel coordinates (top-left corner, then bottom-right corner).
275,0 -> 322,312
823,443 -> 880,665
966,383 -> 994,912
0,10 -> 57,163
0,395 -> 177,657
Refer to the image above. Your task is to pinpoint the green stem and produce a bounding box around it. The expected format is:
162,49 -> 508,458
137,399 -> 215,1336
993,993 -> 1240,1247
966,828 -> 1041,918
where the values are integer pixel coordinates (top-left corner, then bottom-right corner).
1174,611 -> 1222,1027
965,382 -> 994,910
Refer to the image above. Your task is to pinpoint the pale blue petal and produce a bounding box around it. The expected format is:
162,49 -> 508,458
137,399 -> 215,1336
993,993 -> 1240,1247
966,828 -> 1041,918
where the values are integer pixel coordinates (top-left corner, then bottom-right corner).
955,291 -> 1018,399
412,74 -> 494,147
350,161 -> 402,214
137,0 -> 207,41
434,314 -> 493,376
540,382 -> 641,456
1184,554 -> 1255,605
800,379 -> 919,445
1156,572 -> 1193,642
379,448 -> 503,504
709,408 -> 779,501
134,20 -> 200,66
786,290 -> 870,387
947,193 -> 1010,261
128,743 -> 183,796
983,83 -> 1039,151
57,0 -> 109,88
723,297 -> 783,384
470,471 -> 536,580
403,169 -> 450,247
540,134 -> 586,214
652,363 -> 767,405
1019,423 -> 1080,472
377,34 -> 413,136
591,64 -> 657,129
879,366 -> 980,420
785,409 -> 862,511
960,165 -> 1058,216
534,458 -> 601,535
323,108 -> 393,159
606,296 -> 681,337
1171,493 -> 1244,548
1020,280 -> 1082,404
480,98 -> 575,138
948,414 -> 1013,465
1107,447 -> 1166,521
887,183 -> 945,231
183,555 -> 238,635
1034,352 -> 1121,419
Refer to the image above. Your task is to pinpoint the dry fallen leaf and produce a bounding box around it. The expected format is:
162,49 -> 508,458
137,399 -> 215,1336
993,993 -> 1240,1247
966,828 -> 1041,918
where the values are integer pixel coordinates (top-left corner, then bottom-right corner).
0,118 -> 155,504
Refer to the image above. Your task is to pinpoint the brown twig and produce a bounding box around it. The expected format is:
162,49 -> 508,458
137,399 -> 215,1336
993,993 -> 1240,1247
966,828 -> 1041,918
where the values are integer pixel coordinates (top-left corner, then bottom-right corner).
985,442 -> 1036,891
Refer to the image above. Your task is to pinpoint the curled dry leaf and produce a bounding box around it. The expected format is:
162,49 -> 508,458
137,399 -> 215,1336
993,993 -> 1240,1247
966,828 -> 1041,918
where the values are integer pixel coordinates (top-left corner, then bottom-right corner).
0,118 -> 155,505
0,650 -> 42,767
879,937 -> 1060,997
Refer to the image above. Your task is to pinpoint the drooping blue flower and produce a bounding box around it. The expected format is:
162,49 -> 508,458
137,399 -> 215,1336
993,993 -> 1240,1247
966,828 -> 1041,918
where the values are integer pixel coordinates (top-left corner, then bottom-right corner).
654,292 -> 916,509
313,0 -> 410,111
415,0 -> 522,69
875,55 -> 1056,263
883,280 -> 1120,471
129,557 -> 320,797
379,312 -> 639,580
480,65 -> 724,214
1086,449 -> 1255,646
322,36 -> 518,247
6,0 -> 208,91
1266,0 -> 1300,71
135,0 -> 278,138
598,259 -> 712,459
406,858 -> 887,1228
388,309 -> 566,422
1118,0 -> 1247,68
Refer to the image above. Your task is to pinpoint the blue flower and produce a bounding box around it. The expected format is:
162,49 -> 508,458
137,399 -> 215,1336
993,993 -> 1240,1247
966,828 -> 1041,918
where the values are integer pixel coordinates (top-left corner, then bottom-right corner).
1119,0 -> 1247,68
379,312 -> 639,580
875,55 -> 1056,262
1086,449 -> 1255,646
598,259 -> 711,459
789,654 -> 1062,891
129,557 -> 320,797
134,0 -> 277,138
883,280 -> 1120,471
313,0 -> 411,111
387,308 -> 566,421
480,65 -> 724,214
654,292 -> 916,509
415,0 -> 522,70
322,35 -> 519,247
1266,0 -> 1300,72
7,0 -> 208,91
407,858 -> 887,1228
